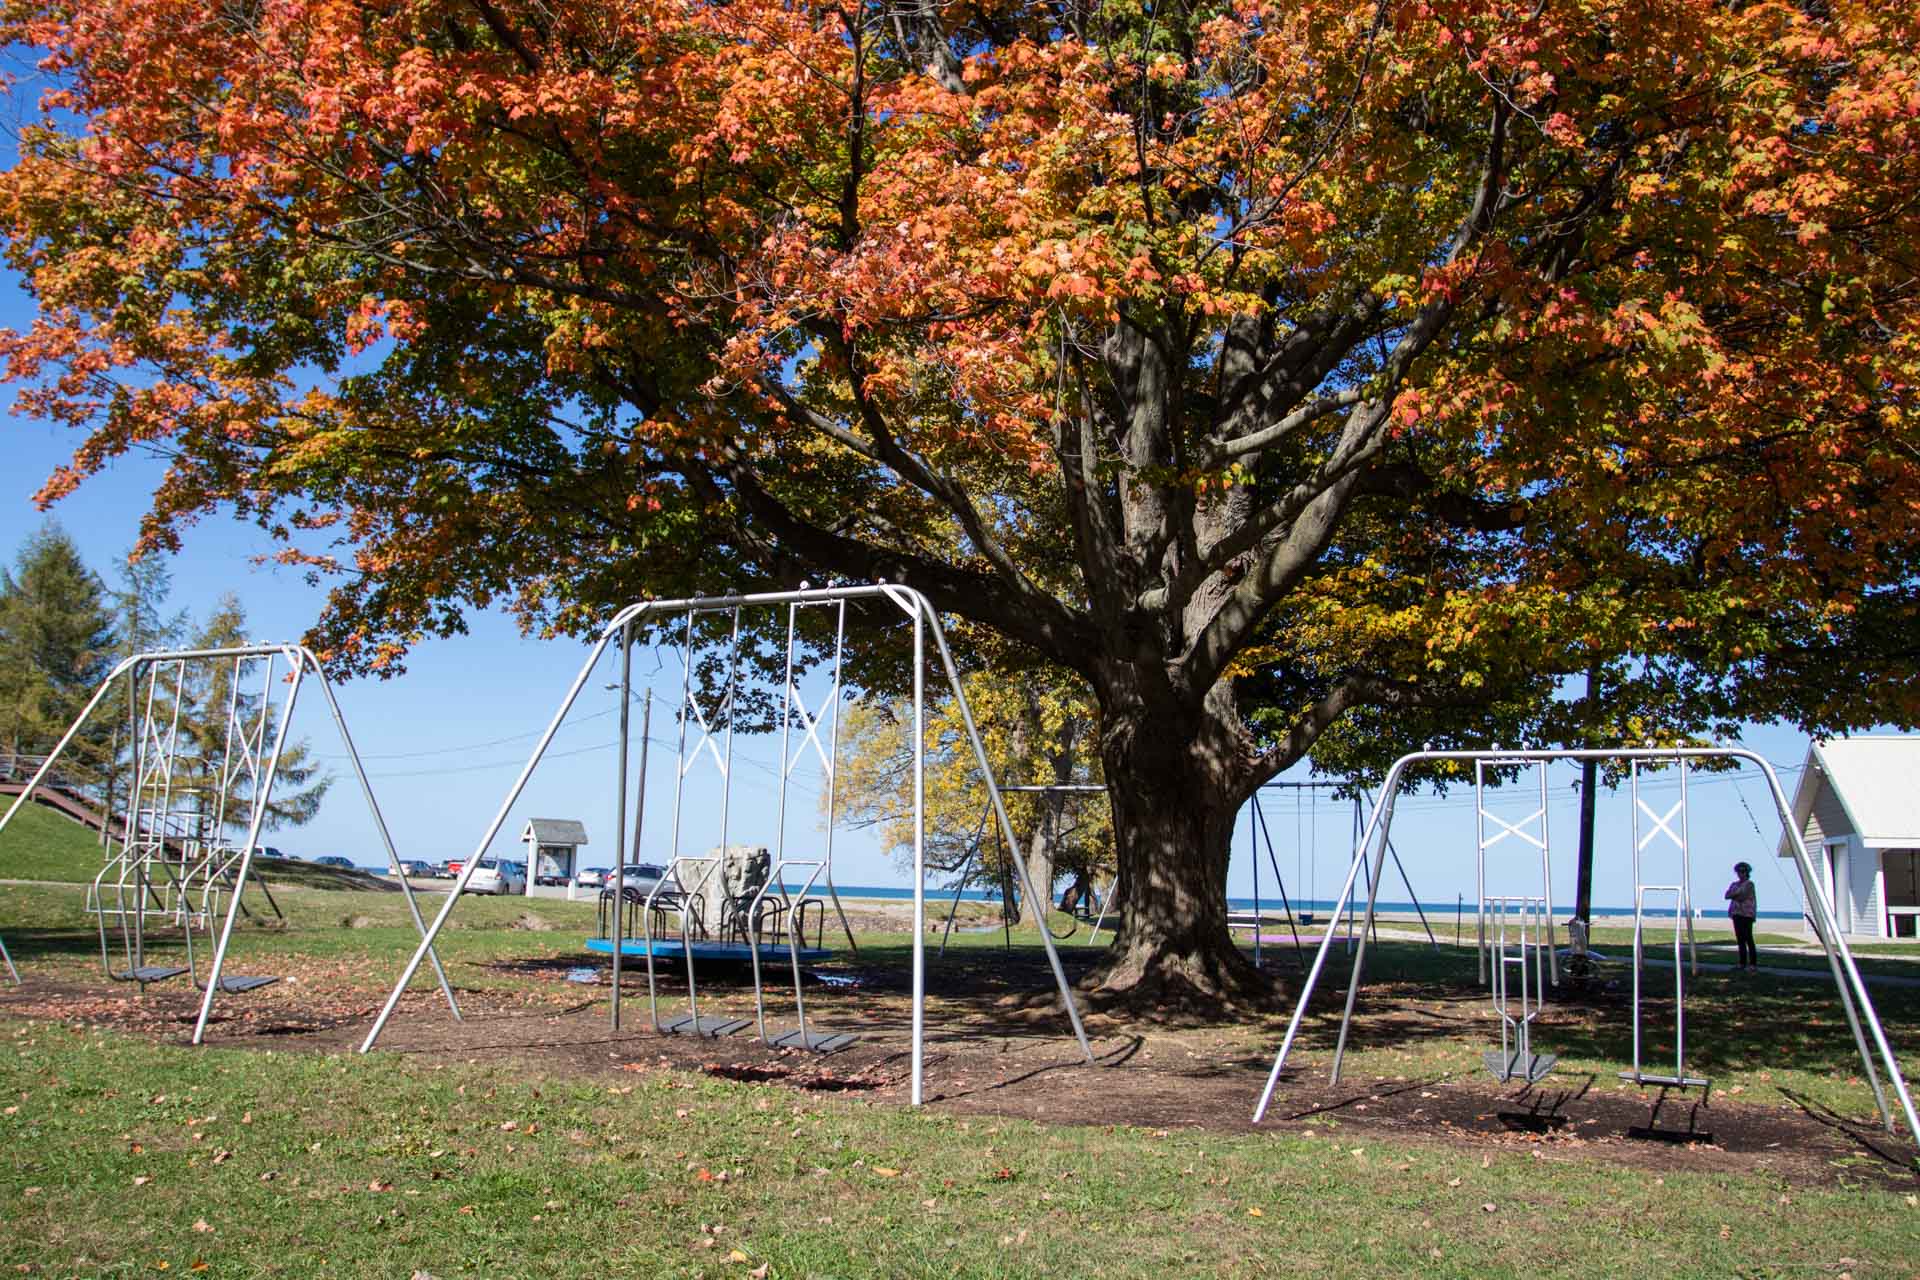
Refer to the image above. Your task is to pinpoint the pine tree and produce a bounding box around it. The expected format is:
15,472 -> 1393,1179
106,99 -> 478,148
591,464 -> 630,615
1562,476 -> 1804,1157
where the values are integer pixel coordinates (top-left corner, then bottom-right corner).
96,553 -> 188,845
178,595 -> 331,841
0,522 -> 115,782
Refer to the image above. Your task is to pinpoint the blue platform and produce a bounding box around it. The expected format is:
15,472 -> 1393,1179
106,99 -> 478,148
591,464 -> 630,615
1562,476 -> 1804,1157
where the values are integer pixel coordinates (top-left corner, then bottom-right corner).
583,936 -> 832,965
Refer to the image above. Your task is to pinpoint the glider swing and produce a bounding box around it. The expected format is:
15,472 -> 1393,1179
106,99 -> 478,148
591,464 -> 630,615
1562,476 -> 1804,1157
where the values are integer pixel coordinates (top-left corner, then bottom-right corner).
362,584 -> 1094,1105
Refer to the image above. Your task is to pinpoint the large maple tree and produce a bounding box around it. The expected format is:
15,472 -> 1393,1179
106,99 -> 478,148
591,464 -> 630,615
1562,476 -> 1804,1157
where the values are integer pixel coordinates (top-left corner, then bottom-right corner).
4,0 -> 1919,1002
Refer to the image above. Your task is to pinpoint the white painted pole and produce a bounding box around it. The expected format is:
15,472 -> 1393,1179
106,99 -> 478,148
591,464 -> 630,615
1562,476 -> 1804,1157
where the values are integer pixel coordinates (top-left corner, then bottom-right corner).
193,659 -> 305,1044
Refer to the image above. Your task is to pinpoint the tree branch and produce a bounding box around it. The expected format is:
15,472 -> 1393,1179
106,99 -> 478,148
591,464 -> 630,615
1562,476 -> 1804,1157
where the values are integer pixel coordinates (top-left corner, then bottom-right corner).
711,451 -> 1096,667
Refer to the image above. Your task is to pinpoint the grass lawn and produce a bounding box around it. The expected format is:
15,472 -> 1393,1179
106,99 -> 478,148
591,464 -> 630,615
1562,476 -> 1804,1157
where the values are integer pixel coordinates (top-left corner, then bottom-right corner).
0,803 -> 425,896
0,801 -> 111,884
4,1027 -> 1918,1279
3,875 -> 1919,1277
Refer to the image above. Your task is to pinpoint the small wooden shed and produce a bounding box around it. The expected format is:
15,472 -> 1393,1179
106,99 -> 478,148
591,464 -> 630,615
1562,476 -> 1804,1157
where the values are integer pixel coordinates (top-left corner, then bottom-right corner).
1778,737 -> 1920,939
521,818 -> 589,888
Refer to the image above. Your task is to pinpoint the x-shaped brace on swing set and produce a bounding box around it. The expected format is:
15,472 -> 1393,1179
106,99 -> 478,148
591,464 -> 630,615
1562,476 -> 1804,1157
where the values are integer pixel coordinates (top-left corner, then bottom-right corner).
783,677 -> 839,781
679,679 -> 733,783
1481,805 -> 1548,855
1638,796 -> 1685,855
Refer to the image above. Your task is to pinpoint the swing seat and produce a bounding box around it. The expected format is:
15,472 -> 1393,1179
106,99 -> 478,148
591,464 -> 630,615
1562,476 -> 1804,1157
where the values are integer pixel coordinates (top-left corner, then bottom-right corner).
1617,1069 -> 1710,1092
660,1013 -> 750,1038
769,1027 -> 859,1053
1484,1049 -> 1557,1084
204,975 -> 279,994
113,965 -> 187,984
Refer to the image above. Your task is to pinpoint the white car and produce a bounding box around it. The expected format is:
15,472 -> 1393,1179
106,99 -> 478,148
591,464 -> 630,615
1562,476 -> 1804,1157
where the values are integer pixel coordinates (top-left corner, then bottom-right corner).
575,867 -> 612,889
463,859 -> 526,895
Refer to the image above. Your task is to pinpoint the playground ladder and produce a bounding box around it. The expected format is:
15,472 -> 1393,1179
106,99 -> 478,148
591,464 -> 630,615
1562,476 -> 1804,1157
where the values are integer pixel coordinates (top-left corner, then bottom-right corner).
1483,894 -> 1556,1084
1620,884 -> 1710,1093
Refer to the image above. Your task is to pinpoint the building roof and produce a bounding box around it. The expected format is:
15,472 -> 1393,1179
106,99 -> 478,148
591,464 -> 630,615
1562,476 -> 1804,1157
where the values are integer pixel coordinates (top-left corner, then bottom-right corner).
1780,736 -> 1920,853
522,818 -> 589,846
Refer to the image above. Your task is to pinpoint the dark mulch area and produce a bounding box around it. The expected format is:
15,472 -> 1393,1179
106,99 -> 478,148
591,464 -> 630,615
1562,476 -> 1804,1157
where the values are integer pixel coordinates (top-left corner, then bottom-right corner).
5,945 -> 1917,1193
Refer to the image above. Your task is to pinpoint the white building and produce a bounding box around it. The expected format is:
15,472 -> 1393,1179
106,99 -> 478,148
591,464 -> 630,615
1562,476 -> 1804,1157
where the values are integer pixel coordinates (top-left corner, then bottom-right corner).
1778,737 -> 1920,939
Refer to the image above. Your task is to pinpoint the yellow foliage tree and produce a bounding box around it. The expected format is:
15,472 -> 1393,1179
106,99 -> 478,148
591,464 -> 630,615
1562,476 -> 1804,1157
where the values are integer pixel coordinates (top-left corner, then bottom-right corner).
837,668 -> 1108,927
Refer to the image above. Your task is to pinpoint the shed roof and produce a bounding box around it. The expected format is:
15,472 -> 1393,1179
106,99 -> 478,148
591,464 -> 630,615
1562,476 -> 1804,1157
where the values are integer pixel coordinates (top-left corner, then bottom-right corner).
1779,736 -> 1920,854
522,818 -> 589,846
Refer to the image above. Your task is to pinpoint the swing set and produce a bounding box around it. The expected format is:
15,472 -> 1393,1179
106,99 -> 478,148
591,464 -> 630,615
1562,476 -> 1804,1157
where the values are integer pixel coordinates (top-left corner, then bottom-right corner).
1253,746 -> 1920,1144
935,783 -> 1114,955
1236,782 -> 1437,969
361,585 -> 1094,1105
0,643 -> 459,1044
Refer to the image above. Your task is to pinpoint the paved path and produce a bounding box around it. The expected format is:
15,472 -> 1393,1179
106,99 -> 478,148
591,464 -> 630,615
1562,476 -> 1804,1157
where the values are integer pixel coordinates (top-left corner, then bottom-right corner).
1639,954 -> 1920,989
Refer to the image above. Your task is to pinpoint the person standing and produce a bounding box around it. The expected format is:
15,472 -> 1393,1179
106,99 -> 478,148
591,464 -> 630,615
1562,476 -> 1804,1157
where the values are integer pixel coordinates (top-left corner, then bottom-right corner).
1726,861 -> 1759,971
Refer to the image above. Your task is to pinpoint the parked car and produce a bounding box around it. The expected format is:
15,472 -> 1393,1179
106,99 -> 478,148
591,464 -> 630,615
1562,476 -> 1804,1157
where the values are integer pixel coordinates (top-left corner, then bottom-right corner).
250,846 -> 288,860
399,860 -> 436,878
463,859 -> 526,895
607,863 -> 680,901
575,866 -> 612,889
314,855 -> 356,870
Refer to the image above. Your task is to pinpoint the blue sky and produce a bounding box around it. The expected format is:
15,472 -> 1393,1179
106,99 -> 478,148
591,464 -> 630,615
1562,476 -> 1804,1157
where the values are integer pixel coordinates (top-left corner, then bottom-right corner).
0,268 -> 1826,919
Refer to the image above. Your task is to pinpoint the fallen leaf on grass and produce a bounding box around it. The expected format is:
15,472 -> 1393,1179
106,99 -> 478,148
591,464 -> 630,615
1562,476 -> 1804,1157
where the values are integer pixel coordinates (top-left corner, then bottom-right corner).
727,1249 -> 750,1264
132,1176 -> 152,1187
211,1150 -> 231,1165
871,1167 -> 900,1178
191,1220 -> 211,1234
1246,1207 -> 1263,1217
1481,1203 -> 1497,1213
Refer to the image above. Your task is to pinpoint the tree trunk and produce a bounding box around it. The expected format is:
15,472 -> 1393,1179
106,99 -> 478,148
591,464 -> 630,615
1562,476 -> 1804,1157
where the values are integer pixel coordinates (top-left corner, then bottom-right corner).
1017,808 -> 1056,929
1574,664 -> 1601,925
1083,671 -> 1272,1011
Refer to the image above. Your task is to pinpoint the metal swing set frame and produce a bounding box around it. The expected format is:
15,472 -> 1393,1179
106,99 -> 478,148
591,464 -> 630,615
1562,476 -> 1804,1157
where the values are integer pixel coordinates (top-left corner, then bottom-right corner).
936,783 -> 1114,956
1253,747 -> 1920,1142
1238,781 -> 1438,970
0,643 -> 460,1043
361,585 -> 1094,1104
